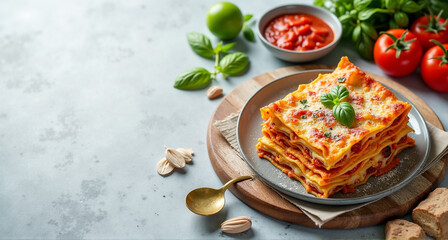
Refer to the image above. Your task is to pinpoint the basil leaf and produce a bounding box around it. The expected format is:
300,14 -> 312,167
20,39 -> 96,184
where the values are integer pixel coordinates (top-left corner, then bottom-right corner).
338,5 -> 347,17
314,0 -> 326,8
354,0 -> 372,10
330,85 -> 349,100
243,24 -> 255,42
401,1 -> 421,13
358,8 -> 380,21
333,102 -> 355,127
385,0 -> 399,10
355,33 -> 374,60
219,52 -> 249,75
389,18 -> 400,29
174,67 -> 211,90
244,14 -> 253,22
221,42 -> 236,53
186,33 -> 214,59
394,11 -> 409,27
428,0 -> 448,18
214,41 -> 222,53
339,15 -> 355,24
352,25 -> 362,43
349,9 -> 358,18
342,24 -> 355,39
360,22 -> 378,40
320,93 -> 336,108
337,77 -> 346,83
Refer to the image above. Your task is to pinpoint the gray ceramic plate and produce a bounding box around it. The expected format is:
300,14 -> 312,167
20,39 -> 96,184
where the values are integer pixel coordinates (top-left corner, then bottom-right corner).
237,70 -> 430,205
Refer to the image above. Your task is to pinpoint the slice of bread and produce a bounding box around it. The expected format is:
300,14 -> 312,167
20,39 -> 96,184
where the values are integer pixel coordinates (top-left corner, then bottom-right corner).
385,219 -> 425,240
412,187 -> 448,240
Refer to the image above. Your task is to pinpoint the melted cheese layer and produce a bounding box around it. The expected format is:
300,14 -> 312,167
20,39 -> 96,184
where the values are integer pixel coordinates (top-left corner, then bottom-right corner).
260,56 -> 412,169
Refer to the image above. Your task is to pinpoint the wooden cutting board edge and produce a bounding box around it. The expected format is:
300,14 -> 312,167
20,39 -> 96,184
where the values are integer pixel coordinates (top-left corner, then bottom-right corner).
206,64 -> 447,229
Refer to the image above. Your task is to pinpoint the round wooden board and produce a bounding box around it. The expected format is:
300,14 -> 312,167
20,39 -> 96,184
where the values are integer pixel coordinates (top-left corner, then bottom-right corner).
206,64 -> 448,229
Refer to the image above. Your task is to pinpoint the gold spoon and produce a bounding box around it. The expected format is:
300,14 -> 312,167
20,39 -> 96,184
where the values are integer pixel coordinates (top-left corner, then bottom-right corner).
185,175 -> 253,216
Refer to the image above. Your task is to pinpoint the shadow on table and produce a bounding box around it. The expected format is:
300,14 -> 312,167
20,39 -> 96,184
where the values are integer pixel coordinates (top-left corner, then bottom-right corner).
197,209 -> 228,233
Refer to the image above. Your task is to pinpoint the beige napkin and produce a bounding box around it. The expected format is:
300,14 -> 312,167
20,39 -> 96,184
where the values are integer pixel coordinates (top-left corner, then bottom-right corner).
214,112 -> 448,227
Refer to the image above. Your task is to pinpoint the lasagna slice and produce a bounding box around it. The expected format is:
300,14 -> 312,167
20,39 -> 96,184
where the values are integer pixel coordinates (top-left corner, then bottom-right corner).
256,56 -> 415,198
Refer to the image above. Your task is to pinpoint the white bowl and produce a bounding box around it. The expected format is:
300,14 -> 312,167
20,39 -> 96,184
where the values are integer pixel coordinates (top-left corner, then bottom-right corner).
257,4 -> 342,62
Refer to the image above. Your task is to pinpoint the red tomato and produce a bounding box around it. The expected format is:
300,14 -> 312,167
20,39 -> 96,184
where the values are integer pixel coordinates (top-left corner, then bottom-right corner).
420,42 -> 448,93
410,14 -> 448,51
373,29 -> 422,77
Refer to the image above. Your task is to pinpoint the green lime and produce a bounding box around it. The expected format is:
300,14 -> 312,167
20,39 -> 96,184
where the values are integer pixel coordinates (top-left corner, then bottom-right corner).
206,2 -> 243,40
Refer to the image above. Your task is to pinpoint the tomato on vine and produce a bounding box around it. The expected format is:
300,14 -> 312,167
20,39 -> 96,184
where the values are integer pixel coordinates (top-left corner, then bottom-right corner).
410,10 -> 448,51
373,29 -> 422,77
420,40 -> 448,93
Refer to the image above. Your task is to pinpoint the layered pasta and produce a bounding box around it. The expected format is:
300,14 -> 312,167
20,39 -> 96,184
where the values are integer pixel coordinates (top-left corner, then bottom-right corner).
256,57 -> 415,198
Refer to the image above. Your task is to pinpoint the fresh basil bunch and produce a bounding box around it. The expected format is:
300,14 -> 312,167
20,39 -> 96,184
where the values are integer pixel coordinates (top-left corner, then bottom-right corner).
420,0 -> 448,19
174,33 -> 249,90
320,85 -> 355,127
314,0 -> 430,60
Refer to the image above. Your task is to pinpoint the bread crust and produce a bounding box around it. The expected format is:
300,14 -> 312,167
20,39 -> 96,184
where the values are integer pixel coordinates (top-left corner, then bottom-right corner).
385,219 -> 425,240
412,188 -> 448,240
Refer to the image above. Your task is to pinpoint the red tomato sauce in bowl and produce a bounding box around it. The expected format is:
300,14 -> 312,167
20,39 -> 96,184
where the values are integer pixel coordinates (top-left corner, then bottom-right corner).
263,13 -> 334,51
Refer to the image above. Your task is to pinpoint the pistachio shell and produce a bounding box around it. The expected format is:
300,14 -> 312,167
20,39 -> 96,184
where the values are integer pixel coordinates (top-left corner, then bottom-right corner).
221,216 -> 252,234
156,158 -> 174,176
176,148 -> 194,163
165,148 -> 186,168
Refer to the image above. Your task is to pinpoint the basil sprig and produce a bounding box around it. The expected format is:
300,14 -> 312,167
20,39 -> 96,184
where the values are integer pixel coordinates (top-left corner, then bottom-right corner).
174,33 -> 249,90
242,14 -> 255,42
320,85 -> 355,127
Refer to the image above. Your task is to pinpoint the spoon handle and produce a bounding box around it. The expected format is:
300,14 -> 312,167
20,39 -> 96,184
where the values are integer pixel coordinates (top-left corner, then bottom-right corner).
220,175 -> 253,190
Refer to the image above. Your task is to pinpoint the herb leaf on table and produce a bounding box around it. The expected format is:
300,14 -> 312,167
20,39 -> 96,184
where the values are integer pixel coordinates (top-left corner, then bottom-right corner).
187,33 -> 214,59
174,67 -> 211,90
174,33 -> 250,90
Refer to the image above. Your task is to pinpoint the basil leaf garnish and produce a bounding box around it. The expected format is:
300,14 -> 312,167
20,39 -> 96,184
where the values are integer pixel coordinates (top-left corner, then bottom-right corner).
186,33 -> 214,59
320,93 -> 336,108
320,85 -> 355,127
173,67 -> 211,90
330,85 -> 349,101
219,52 -> 249,75
333,102 -> 355,127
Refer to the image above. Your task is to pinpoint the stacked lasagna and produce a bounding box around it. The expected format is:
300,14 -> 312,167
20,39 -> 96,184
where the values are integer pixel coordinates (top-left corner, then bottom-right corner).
256,57 -> 415,198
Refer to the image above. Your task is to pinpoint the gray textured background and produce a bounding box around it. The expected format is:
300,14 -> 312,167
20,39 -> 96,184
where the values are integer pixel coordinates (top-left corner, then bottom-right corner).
1,0 -> 447,239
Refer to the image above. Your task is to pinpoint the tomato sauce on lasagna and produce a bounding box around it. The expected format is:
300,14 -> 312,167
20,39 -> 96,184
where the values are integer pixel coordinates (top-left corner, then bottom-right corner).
256,57 -> 415,198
